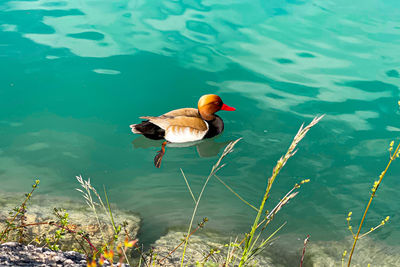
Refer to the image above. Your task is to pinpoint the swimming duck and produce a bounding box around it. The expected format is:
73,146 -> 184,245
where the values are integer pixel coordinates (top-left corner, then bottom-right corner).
130,94 -> 235,167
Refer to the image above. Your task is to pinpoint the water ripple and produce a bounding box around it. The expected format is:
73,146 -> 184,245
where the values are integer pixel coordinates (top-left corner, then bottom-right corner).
2,0 -> 400,248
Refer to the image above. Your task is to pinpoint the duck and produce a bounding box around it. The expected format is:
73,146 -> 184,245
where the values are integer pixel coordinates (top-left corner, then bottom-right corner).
130,94 -> 235,168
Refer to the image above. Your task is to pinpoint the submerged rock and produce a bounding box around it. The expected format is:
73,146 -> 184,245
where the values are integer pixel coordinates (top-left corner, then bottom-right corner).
0,192 -> 141,252
307,237 -> 400,267
148,230 -> 400,267
148,230 -> 274,267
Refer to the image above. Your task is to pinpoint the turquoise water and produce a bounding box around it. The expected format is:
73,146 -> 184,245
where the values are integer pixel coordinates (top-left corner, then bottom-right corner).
1,0 -> 400,249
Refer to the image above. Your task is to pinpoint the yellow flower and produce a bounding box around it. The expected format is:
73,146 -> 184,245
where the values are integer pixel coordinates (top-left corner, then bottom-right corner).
103,249 -> 114,262
99,255 -> 105,266
116,243 -> 123,254
124,237 -> 137,248
87,259 -> 97,267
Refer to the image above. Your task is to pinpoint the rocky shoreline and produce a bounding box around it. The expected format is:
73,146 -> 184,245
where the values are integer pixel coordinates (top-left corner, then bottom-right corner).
0,192 -> 141,252
3,233 -> 400,267
0,242 -> 87,267
0,242 -> 130,266
0,191 -> 138,266
1,192 -> 400,266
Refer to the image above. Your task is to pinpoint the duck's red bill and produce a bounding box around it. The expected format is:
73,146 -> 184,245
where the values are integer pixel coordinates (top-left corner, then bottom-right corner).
221,103 -> 236,111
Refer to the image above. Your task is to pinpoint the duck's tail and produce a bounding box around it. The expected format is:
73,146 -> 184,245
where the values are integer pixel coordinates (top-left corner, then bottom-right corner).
130,120 -> 165,140
130,124 -> 141,134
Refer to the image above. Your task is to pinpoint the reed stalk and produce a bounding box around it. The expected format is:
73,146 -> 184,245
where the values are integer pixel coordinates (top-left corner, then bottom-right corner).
180,138 -> 242,267
300,235 -> 310,267
347,140 -> 400,266
239,115 -> 324,266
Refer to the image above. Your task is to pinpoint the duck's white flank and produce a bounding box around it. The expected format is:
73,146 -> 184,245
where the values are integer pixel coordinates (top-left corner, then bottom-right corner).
165,122 -> 209,143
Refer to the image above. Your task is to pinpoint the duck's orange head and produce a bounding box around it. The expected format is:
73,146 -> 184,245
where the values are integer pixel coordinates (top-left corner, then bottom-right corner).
198,94 -> 235,120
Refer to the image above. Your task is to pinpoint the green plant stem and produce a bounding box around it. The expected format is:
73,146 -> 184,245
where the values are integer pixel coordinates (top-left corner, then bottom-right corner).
214,174 -> 258,212
181,168 -> 196,204
248,222 -> 286,261
180,170 -> 214,266
0,181 -> 38,242
239,116 -> 323,266
239,166 -> 279,266
347,219 -> 355,238
180,138 -> 241,267
227,182 -> 301,266
103,186 -> 117,233
347,142 -> 400,266
15,221 -> 98,252
103,185 -> 130,266
224,237 -> 234,266
158,221 -> 203,264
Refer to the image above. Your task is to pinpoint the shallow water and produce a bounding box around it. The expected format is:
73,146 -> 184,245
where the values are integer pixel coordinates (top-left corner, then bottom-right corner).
1,0 -> 400,250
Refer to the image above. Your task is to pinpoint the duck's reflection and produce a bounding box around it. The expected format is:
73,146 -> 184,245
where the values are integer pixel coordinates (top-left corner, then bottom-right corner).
131,136 -> 231,159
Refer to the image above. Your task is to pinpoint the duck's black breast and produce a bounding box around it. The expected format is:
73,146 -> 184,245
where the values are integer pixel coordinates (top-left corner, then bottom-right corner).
204,115 -> 224,139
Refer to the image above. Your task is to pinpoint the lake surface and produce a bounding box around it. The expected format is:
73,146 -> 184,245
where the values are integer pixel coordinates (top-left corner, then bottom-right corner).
1,0 -> 400,250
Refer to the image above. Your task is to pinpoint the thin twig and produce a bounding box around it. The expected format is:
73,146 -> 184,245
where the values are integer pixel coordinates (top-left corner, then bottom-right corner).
15,221 -> 98,252
300,235 -> 310,267
180,138 -> 242,267
0,180 -> 39,242
358,221 -> 386,239
181,168 -> 196,204
159,218 -> 207,264
214,174 -> 258,212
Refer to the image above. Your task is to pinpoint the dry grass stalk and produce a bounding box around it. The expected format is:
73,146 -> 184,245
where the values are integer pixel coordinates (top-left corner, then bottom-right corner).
239,115 -> 324,266
180,138 -> 242,267
75,175 -> 132,265
300,235 -> 310,267
75,175 -> 107,246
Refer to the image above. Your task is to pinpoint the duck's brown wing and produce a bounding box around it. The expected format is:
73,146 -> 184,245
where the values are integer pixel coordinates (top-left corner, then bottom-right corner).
139,116 -> 207,131
161,108 -> 200,118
